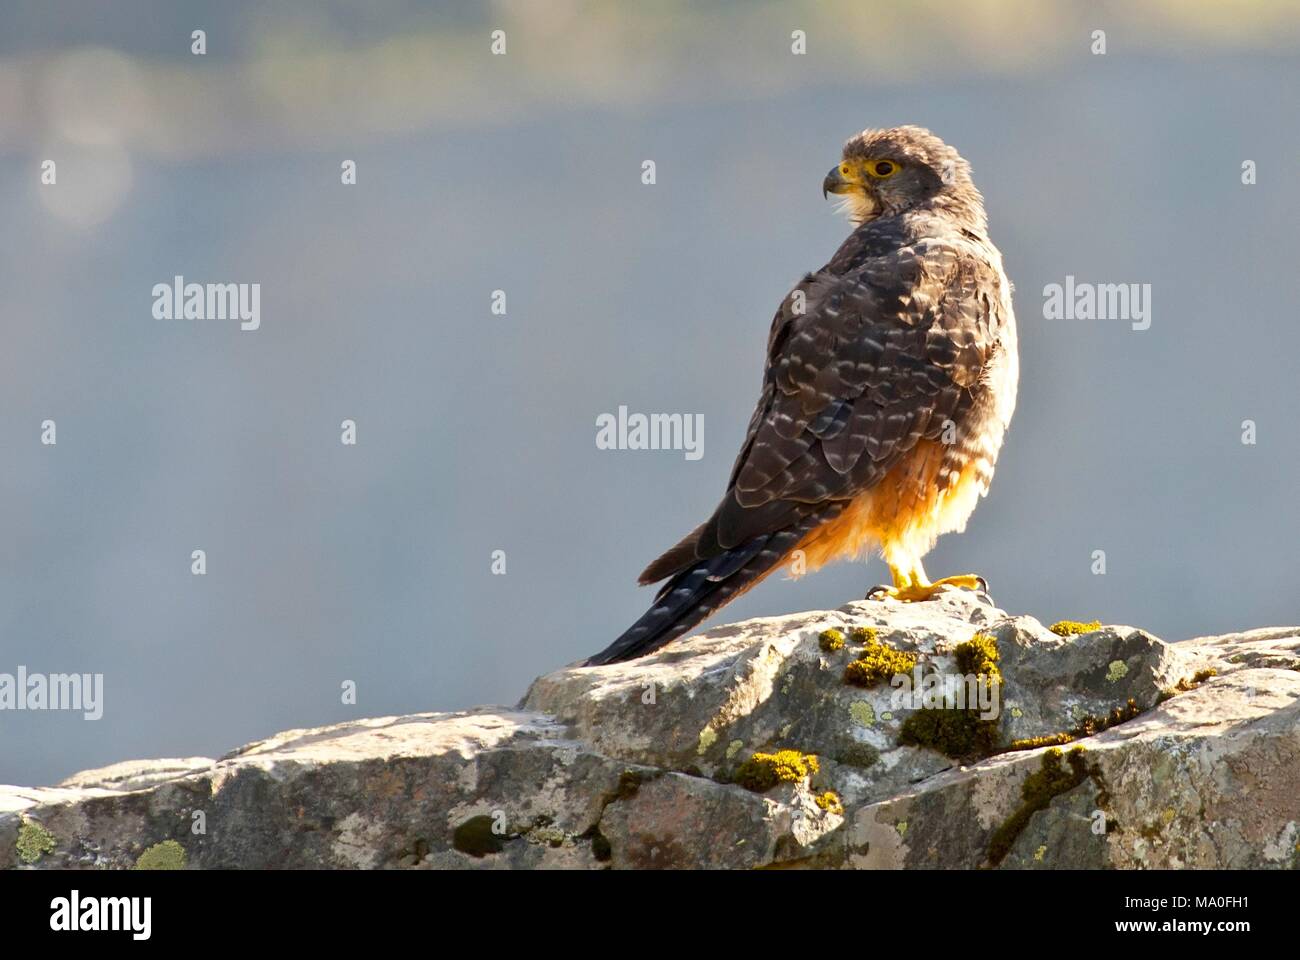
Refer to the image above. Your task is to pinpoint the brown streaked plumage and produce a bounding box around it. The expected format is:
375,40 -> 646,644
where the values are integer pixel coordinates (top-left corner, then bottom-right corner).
588,126 -> 1018,665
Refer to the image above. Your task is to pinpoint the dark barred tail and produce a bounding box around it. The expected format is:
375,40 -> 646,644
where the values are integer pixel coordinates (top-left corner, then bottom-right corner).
585,508 -> 839,665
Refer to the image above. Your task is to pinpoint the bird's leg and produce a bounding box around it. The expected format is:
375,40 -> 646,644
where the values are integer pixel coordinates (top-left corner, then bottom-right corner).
865,561 -> 921,601
866,559 -> 988,602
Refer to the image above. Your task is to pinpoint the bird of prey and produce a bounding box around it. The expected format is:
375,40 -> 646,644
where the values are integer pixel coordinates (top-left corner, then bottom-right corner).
587,126 -> 1018,665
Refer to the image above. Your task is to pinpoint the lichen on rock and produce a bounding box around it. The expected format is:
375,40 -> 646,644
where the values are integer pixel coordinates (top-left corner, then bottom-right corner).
16,819 -> 56,864
134,839 -> 186,870
988,747 -> 1093,866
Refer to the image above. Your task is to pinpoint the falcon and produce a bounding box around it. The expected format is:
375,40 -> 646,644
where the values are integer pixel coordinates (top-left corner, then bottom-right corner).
588,126 -> 1018,665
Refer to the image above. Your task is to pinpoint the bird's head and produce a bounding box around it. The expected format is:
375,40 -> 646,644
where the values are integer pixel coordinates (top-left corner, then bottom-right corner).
823,125 -> 985,231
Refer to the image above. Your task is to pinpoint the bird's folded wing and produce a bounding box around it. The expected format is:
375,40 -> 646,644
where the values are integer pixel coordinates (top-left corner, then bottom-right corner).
695,236 -> 1007,556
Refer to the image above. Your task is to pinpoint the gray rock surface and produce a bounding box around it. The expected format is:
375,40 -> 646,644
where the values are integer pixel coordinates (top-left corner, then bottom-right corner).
4,590 -> 1299,869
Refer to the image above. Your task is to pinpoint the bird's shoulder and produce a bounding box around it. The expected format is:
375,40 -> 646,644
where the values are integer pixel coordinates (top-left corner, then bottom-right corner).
765,221 -> 1008,380
824,218 -> 1005,307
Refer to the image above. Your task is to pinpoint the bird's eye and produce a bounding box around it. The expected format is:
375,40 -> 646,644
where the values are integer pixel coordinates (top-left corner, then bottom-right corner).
869,160 -> 898,178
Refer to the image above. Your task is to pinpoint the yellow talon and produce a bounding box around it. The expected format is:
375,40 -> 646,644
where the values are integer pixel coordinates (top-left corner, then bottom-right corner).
867,564 -> 988,602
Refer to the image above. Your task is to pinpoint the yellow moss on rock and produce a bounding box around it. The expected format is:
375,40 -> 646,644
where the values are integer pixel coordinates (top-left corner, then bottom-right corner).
1006,731 -> 1074,750
843,635 -> 917,688
1049,620 -> 1102,637
1176,668 -> 1218,692
954,633 -> 1001,683
733,750 -> 820,792
815,791 -> 843,815
819,628 -> 846,652
849,626 -> 878,645
1159,668 -> 1220,703
1007,698 -> 1143,751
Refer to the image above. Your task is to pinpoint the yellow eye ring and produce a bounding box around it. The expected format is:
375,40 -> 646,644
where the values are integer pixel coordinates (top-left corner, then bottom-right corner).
866,160 -> 899,179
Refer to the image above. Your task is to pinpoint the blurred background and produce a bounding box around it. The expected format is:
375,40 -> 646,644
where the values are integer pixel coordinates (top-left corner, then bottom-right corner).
2,0 -> 1298,785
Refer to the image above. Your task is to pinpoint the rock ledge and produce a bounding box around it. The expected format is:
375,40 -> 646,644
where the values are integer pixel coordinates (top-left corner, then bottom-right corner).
5,591 -> 1299,869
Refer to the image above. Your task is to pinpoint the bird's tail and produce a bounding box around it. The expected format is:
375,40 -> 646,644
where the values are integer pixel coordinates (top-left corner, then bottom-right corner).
585,507 -> 840,665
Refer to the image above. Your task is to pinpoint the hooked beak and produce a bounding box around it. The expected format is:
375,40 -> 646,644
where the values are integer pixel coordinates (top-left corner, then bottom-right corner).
822,164 -> 853,199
